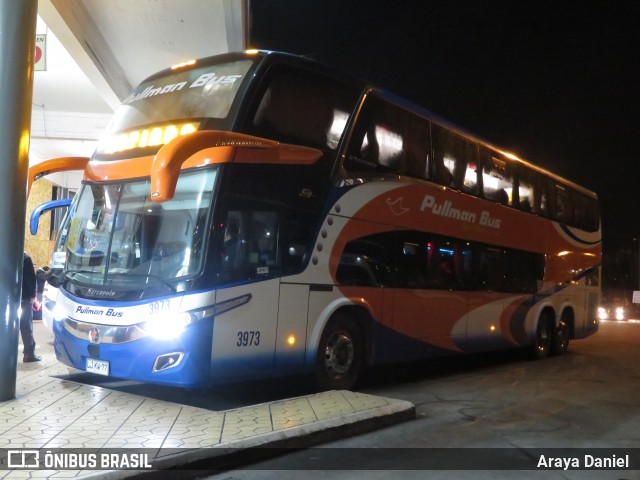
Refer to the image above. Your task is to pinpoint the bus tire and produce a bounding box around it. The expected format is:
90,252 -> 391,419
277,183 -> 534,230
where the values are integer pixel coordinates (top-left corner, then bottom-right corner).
551,315 -> 570,356
532,313 -> 553,359
314,313 -> 364,391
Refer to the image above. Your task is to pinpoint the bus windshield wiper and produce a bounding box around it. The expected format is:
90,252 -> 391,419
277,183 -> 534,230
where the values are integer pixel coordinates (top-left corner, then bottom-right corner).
62,269 -> 101,280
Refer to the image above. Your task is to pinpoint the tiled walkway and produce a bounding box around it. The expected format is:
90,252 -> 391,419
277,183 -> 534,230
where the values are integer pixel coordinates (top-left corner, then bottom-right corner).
0,325 -> 414,478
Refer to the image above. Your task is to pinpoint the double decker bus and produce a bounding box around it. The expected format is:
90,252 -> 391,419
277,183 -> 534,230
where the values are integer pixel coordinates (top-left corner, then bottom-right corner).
30,50 -> 601,389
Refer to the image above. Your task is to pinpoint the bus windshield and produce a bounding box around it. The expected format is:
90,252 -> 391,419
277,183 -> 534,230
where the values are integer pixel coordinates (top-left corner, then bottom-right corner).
60,168 -> 217,289
96,59 -> 254,155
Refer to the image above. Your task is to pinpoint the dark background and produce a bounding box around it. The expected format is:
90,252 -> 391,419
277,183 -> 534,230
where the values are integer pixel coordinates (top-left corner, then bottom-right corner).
249,1 -> 640,291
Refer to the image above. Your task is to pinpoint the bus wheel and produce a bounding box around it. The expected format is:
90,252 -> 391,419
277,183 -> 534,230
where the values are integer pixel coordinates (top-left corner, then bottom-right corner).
532,314 -> 553,359
551,317 -> 570,355
315,313 -> 363,391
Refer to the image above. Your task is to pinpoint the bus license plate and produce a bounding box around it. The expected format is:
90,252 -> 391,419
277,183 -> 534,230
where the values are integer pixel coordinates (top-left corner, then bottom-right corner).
86,358 -> 109,376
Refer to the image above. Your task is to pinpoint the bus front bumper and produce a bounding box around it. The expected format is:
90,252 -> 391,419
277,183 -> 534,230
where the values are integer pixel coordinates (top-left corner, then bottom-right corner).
53,319 -> 214,387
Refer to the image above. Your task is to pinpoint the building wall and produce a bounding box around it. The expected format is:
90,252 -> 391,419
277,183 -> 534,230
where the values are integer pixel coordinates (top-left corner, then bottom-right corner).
24,179 -> 54,268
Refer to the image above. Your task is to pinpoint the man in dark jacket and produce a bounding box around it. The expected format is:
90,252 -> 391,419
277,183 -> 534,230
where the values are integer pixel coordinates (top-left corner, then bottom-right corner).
21,252 -> 41,362
34,265 -> 47,321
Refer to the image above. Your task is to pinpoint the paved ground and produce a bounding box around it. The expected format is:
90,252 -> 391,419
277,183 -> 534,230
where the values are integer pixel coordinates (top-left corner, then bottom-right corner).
201,319 -> 640,480
0,322 -> 414,478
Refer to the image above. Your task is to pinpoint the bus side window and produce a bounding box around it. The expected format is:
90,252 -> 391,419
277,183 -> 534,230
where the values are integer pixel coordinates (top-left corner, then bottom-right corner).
336,233 -> 394,287
430,126 -> 479,193
221,214 -> 247,274
538,176 -> 556,219
431,125 -> 454,186
517,166 -> 536,212
556,185 -> 569,224
397,235 -> 429,289
250,65 -> 358,150
344,94 -> 430,178
480,150 -> 514,206
573,191 -> 599,232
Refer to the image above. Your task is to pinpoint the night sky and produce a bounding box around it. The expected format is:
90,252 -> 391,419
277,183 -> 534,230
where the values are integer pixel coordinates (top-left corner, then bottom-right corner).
249,1 -> 640,258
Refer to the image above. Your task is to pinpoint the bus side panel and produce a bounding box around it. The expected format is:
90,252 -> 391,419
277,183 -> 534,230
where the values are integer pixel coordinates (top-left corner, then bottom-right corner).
209,279 -> 280,381
303,287 -> 383,374
274,283 -> 310,373
464,292 -> 520,351
389,288 -> 467,352
564,285 -> 600,339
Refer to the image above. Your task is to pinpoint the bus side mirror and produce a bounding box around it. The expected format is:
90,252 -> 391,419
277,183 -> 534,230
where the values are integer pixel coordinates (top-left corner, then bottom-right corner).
30,198 -> 72,235
47,274 -> 62,288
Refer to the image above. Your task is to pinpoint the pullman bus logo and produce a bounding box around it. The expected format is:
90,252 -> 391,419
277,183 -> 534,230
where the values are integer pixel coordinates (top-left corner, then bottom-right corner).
89,328 -> 100,344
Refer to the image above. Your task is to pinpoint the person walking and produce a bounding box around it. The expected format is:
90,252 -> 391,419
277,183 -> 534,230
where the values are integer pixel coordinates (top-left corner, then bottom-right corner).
21,252 -> 41,362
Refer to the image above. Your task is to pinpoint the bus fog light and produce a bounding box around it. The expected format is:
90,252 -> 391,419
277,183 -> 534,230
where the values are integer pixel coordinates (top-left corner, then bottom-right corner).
153,352 -> 185,372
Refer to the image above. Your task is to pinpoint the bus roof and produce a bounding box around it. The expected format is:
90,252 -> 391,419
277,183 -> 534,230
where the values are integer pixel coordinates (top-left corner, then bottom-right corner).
136,50 -> 597,199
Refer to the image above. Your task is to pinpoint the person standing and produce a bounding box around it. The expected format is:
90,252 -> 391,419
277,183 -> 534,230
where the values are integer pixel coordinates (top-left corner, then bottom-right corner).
20,252 -> 41,362
33,265 -> 47,321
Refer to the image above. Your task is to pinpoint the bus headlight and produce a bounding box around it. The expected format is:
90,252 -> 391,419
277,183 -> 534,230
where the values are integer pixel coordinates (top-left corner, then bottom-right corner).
143,312 -> 192,339
53,303 -> 68,321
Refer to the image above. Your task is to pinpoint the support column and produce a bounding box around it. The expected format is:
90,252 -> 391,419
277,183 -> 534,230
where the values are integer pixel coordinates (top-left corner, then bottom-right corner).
0,0 -> 38,401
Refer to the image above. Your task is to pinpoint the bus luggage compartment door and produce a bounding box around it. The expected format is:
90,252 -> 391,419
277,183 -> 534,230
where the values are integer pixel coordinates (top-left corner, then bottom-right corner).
274,283 -> 310,373
209,278 -> 280,381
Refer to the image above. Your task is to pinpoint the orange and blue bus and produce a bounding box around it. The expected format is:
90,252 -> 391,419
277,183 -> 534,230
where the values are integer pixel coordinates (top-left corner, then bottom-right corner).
30,50 -> 601,389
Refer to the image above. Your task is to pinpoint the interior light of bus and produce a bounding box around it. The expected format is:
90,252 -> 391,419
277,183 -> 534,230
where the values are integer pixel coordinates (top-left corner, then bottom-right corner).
99,122 -> 200,154
464,167 -> 477,186
245,49 -> 260,55
171,59 -> 196,70
490,325 -> 496,332
287,335 -> 296,346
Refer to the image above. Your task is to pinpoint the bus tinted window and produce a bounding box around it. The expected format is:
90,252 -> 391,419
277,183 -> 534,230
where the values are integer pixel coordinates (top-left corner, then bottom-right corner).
338,232 -> 544,294
250,64 -> 359,151
214,163 -> 327,284
344,95 -> 431,178
480,149 -> 515,206
336,233 -> 394,286
432,125 -> 480,194
516,165 -> 536,212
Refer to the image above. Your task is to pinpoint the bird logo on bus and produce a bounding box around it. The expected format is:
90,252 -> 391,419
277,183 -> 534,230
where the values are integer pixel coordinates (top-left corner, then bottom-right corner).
386,197 -> 410,216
